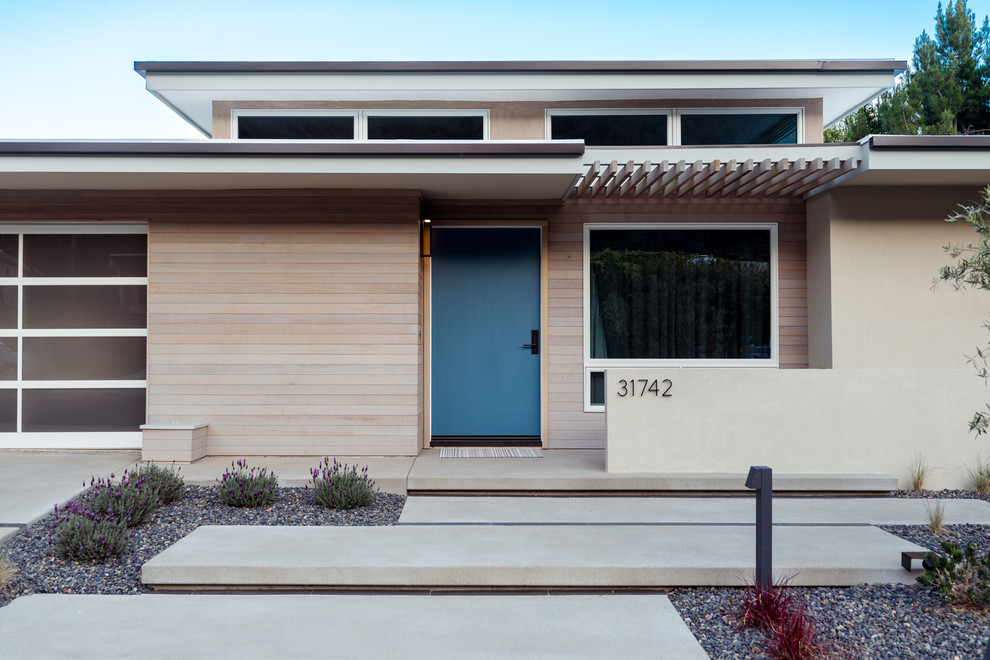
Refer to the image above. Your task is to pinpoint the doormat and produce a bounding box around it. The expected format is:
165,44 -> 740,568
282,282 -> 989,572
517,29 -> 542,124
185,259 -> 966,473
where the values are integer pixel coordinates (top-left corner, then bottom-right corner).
439,448 -> 544,458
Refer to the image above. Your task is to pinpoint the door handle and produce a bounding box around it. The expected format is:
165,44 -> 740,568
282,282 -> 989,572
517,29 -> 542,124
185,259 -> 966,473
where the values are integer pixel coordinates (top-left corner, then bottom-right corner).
522,329 -> 539,355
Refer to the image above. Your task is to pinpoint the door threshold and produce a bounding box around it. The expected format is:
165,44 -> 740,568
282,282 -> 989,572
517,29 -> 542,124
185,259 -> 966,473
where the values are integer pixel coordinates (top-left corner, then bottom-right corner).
431,436 -> 542,447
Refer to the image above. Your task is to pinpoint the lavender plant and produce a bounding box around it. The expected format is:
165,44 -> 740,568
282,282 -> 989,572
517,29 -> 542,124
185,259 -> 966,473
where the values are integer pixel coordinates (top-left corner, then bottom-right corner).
51,503 -> 129,561
217,459 -> 278,507
135,462 -> 185,504
308,457 -> 377,510
75,470 -> 161,527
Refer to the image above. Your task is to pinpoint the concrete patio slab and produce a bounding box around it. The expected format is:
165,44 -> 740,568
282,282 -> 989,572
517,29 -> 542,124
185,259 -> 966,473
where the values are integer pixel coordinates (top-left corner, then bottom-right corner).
398,495 -> 990,525
0,450 -> 140,530
0,593 -> 707,659
142,523 -> 927,588
406,449 -> 897,492
169,455 -> 415,494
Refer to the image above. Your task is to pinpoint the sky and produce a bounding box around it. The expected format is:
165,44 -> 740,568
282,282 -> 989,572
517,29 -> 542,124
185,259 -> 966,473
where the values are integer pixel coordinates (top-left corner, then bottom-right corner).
1,0 -> 988,139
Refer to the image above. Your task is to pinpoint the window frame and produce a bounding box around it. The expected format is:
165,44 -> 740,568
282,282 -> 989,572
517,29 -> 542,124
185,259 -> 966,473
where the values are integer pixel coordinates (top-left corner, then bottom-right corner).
674,107 -> 805,145
0,222 -> 148,446
546,107 -> 804,146
231,109 -> 490,140
582,223 -> 779,412
544,109 -> 672,146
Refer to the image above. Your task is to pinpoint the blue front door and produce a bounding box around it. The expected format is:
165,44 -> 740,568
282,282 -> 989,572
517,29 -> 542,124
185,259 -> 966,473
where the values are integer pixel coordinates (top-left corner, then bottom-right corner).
431,227 -> 541,440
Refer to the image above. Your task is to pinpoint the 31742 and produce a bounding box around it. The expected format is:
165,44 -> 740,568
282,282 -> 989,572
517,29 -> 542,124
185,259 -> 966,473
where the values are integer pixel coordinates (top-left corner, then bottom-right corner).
616,379 -> 672,397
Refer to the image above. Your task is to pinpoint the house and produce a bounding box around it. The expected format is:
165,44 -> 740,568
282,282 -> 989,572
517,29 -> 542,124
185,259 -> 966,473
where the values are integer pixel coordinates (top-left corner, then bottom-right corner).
0,59 -> 988,488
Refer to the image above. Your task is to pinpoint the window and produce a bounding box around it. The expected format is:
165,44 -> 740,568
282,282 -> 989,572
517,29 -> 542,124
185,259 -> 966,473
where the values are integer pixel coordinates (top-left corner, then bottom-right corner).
550,112 -> 668,146
0,225 -> 147,444
680,112 -> 797,145
548,109 -> 802,146
233,110 -> 488,140
584,224 -> 777,411
237,115 -> 355,139
367,115 -> 484,140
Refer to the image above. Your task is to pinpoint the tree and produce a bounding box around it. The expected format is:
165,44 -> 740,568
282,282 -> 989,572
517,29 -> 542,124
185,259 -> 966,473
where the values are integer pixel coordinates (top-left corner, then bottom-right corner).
936,185 -> 990,435
825,0 -> 990,142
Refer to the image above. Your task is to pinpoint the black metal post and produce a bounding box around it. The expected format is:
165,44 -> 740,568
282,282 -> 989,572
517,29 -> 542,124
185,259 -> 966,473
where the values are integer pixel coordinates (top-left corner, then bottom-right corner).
983,636 -> 990,660
745,465 -> 773,590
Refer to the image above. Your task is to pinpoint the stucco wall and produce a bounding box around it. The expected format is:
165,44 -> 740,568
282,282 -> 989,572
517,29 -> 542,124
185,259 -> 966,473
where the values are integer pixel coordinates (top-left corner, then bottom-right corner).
807,185 -> 990,369
606,368 -> 988,489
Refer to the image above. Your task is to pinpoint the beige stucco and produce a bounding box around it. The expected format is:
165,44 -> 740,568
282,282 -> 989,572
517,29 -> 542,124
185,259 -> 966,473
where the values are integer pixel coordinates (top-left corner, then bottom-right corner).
807,185 -> 990,369
605,368 -> 989,489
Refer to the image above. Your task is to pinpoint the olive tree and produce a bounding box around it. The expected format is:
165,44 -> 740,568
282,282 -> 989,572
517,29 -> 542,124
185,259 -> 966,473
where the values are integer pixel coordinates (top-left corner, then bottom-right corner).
937,185 -> 990,434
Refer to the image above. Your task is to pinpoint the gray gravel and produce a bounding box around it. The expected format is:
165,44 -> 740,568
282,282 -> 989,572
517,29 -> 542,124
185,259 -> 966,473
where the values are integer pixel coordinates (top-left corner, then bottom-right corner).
0,485 -> 404,608
3,486 -> 989,658
670,490 -> 990,659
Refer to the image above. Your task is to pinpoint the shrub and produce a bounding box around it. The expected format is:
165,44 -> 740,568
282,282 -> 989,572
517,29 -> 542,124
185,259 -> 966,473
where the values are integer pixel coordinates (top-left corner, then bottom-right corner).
967,453 -> 990,494
0,544 -> 17,590
918,541 -> 990,610
925,499 -> 946,535
218,459 -> 277,507
308,457 -> 377,510
74,470 -> 160,527
51,504 -> 129,561
135,462 -> 184,504
740,576 -> 797,630
908,452 -> 932,491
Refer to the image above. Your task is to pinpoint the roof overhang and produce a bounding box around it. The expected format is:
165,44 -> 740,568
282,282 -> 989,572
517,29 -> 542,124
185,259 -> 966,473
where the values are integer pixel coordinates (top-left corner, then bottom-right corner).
135,60 -> 906,137
0,140 -> 586,200
1,136 -> 985,202
839,135 -> 990,187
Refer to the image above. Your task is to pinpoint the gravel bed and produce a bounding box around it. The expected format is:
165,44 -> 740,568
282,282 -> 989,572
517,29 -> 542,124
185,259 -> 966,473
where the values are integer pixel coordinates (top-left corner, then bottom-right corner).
670,511 -> 990,659
0,485 -> 404,608
3,486 -> 989,658
892,488 -> 990,501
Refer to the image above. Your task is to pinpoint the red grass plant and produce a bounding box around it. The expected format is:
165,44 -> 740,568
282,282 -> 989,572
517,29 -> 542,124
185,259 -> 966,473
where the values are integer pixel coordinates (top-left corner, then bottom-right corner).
740,577 -> 848,660
740,576 -> 797,630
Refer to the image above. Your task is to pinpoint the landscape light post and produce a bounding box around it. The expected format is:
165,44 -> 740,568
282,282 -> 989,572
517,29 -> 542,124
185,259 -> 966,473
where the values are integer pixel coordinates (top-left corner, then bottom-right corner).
745,465 -> 773,590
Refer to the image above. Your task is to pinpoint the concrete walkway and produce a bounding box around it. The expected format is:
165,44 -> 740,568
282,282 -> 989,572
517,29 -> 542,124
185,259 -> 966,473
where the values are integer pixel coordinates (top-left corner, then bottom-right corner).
398,495 -> 990,525
141,523 -> 927,589
0,593 -> 707,659
160,449 -> 898,494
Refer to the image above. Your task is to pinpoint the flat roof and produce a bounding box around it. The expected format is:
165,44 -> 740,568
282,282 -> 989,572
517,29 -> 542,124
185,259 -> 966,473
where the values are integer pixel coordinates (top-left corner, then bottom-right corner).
135,60 -> 908,76
137,59 -> 907,137
0,139 -> 585,157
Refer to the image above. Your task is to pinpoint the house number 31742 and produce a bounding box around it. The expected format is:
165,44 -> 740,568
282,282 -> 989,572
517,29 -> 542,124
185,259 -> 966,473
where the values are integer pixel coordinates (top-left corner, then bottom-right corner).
616,379 -> 672,397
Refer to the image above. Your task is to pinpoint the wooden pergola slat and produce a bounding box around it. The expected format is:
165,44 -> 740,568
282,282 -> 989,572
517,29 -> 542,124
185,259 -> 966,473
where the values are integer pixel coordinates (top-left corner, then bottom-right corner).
572,155 -> 861,200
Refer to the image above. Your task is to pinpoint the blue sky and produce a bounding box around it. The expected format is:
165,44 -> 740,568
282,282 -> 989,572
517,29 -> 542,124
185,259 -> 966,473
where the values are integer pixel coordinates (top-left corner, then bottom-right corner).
1,0 -> 987,139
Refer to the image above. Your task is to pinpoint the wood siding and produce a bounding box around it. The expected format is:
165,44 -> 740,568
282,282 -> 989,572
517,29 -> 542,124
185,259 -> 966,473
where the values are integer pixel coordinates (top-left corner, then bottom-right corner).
0,190 -> 424,456
546,197 -> 808,449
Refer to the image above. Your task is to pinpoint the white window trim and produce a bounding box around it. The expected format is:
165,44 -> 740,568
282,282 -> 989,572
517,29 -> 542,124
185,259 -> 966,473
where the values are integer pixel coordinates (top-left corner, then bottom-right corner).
0,223 -> 149,436
231,109 -> 490,140
546,108 -> 804,145
582,222 -> 779,412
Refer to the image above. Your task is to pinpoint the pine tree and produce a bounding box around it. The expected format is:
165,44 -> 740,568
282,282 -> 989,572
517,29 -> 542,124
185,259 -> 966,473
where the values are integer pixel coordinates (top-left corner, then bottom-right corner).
825,0 -> 990,141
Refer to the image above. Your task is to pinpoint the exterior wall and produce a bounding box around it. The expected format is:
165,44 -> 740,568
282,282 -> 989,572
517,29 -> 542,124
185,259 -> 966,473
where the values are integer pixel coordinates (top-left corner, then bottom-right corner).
545,197 -> 808,449
606,367 -> 986,490
807,186 -> 989,369
213,99 -> 823,141
0,189 -> 423,458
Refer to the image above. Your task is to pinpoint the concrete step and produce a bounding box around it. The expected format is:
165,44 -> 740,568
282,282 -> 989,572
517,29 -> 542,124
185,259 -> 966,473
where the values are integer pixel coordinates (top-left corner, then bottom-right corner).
142,524 -> 927,590
406,450 -> 898,494
0,593 -> 708,660
398,496 -> 990,525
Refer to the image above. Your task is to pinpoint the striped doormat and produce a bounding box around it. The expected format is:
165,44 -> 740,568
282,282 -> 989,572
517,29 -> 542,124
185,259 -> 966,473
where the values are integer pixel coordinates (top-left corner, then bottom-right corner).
439,447 -> 544,458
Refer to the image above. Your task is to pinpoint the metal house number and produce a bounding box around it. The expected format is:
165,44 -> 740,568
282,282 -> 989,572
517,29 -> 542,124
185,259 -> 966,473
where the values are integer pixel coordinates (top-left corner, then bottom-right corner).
616,379 -> 672,397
